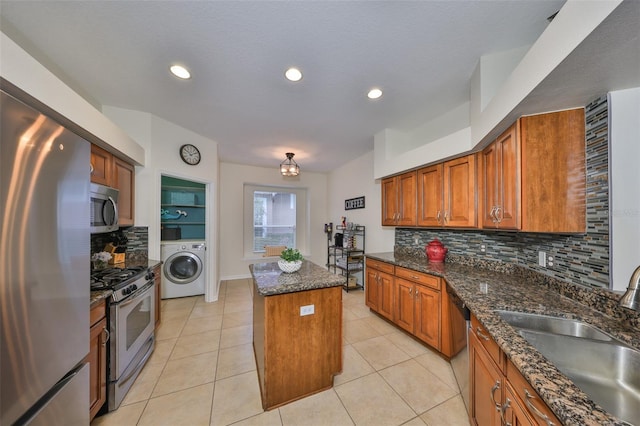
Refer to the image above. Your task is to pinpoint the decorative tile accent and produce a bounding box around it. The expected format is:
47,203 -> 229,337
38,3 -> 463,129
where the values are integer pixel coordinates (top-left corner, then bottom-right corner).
396,95 -> 611,290
90,226 -> 149,262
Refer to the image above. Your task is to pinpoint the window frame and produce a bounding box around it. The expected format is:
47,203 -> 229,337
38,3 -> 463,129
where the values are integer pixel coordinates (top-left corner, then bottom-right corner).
243,184 -> 308,258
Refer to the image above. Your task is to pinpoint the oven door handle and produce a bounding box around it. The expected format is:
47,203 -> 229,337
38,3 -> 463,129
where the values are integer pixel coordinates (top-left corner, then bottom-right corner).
117,282 -> 154,308
116,336 -> 154,387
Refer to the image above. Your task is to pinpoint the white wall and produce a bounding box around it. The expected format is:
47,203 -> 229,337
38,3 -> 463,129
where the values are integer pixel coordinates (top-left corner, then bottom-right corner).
373,0 -> 622,179
608,87 -> 640,291
328,151 -> 395,254
0,31 -> 145,165
219,162 -> 328,280
103,107 -> 220,302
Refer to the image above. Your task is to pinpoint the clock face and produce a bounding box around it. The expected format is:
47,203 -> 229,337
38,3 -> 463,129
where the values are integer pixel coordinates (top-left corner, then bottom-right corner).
180,144 -> 201,165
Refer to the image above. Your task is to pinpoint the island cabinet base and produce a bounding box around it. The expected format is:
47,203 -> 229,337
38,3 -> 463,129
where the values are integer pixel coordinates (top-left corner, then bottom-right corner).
253,286 -> 343,410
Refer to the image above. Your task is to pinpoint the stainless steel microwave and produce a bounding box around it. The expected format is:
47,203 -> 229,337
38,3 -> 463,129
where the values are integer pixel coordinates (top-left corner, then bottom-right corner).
90,183 -> 119,233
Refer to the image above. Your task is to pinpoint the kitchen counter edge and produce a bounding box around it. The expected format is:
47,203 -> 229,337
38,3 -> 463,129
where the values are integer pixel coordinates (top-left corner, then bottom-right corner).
365,252 -> 638,426
250,259 -> 344,296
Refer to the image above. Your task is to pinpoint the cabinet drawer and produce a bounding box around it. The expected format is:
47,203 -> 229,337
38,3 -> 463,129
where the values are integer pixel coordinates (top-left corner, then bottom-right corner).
507,360 -> 560,425
471,314 -> 504,372
395,267 -> 440,290
90,300 -> 106,327
365,258 -> 395,275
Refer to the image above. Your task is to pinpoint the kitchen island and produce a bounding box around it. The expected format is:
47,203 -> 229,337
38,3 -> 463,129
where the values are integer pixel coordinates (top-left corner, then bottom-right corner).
250,260 -> 344,410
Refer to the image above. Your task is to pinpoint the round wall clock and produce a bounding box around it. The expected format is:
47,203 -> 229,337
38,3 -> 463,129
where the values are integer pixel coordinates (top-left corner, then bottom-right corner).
179,144 -> 201,165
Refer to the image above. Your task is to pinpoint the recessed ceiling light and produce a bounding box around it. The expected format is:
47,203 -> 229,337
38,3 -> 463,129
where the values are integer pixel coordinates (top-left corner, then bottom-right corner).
170,64 -> 191,79
367,88 -> 383,99
285,67 -> 303,82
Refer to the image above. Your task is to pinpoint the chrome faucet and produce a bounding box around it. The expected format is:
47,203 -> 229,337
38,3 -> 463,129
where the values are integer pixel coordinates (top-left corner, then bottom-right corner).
620,266 -> 640,311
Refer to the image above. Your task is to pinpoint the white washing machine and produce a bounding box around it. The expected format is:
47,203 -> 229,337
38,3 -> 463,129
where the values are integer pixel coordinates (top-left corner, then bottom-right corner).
161,241 -> 206,299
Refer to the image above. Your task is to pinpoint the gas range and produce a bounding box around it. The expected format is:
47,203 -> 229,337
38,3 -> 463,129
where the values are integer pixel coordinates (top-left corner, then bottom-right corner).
91,266 -> 154,302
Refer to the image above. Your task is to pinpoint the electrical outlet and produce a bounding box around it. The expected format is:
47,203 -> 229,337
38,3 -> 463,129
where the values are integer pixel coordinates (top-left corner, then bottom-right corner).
300,304 -> 315,316
548,255 -> 554,267
480,244 -> 486,253
538,251 -> 547,267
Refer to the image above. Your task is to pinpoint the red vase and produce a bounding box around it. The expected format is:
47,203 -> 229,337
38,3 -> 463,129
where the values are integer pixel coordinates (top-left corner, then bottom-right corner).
426,239 -> 447,263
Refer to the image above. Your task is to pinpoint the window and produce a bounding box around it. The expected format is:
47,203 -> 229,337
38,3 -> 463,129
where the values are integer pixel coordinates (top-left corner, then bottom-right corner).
253,191 -> 296,251
244,184 -> 308,257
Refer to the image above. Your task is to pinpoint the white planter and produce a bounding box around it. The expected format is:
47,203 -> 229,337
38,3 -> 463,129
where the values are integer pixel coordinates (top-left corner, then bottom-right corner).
278,259 -> 302,273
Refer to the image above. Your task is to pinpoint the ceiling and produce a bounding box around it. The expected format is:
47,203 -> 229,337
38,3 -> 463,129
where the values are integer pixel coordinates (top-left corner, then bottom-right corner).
0,1 -> 635,173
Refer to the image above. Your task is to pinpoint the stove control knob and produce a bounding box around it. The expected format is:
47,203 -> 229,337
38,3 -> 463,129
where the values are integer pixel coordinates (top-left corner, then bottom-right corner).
146,272 -> 155,281
123,288 -> 130,295
132,284 -> 138,291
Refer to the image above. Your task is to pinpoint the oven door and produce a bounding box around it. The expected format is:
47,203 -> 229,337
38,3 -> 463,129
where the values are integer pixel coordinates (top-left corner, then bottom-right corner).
110,281 -> 155,380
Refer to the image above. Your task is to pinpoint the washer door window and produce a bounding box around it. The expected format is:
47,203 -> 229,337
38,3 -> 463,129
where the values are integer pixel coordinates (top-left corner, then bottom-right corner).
164,252 -> 203,285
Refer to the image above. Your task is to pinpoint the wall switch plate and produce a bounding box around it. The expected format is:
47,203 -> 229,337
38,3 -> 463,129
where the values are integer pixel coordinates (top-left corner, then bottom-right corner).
300,304 -> 315,316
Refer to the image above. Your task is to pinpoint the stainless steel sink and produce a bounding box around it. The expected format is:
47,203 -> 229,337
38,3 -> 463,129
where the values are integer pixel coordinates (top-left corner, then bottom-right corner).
496,310 -> 613,341
496,310 -> 640,424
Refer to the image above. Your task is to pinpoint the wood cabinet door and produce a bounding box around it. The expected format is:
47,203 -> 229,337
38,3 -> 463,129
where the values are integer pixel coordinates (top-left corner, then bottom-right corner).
381,176 -> 398,226
365,268 -> 380,311
90,144 -> 112,185
89,316 -> 107,421
480,143 -> 499,228
414,285 -> 440,349
417,164 -> 443,227
504,382 -> 535,426
113,156 -> 135,226
469,331 -> 503,426
397,171 -> 417,226
394,278 -> 415,333
520,109 -> 586,233
377,270 -> 394,320
495,124 -> 520,229
443,154 -> 477,228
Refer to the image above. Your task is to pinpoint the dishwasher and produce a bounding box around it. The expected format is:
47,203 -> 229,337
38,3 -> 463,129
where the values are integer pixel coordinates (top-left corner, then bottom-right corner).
447,284 -> 471,413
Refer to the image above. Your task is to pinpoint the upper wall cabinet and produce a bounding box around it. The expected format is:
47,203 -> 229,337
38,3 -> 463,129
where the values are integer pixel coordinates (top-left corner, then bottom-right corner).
90,144 -> 112,186
417,164 -> 442,227
443,155 -> 477,228
480,109 -> 586,233
113,157 -> 135,227
417,155 -> 477,228
479,123 -> 520,229
382,171 -> 417,226
91,144 -> 136,227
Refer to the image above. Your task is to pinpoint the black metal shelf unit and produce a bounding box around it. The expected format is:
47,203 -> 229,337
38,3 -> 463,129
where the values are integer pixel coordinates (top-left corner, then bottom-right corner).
327,225 -> 365,292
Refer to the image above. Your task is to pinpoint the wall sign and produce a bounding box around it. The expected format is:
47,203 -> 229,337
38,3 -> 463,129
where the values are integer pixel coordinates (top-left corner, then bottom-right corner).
345,196 -> 365,210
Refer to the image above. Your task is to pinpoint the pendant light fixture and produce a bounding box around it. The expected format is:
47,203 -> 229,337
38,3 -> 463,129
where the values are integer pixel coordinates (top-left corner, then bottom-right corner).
280,152 -> 300,176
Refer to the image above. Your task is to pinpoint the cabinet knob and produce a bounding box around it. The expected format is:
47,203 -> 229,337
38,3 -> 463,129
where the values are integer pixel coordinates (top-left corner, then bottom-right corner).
501,397 -> 512,426
524,390 -> 555,425
475,327 -> 490,341
495,206 -> 503,224
490,379 -> 501,410
102,327 -> 110,346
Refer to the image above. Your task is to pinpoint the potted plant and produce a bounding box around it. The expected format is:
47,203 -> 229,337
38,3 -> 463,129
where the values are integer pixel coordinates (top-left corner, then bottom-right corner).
278,248 -> 303,273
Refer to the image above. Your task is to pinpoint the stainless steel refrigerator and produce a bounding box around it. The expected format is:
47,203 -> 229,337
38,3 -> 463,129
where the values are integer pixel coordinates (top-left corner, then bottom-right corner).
1,89 -> 90,425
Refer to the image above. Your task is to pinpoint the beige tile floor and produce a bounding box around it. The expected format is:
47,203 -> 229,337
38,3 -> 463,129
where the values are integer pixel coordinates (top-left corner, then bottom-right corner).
92,279 -> 471,426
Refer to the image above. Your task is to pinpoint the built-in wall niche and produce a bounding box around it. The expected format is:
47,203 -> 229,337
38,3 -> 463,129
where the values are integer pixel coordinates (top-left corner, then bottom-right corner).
161,175 -> 206,241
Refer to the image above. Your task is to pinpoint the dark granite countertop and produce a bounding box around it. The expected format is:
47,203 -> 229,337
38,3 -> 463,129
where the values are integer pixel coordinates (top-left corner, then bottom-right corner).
366,252 -> 640,426
250,260 -> 344,296
90,289 -> 112,308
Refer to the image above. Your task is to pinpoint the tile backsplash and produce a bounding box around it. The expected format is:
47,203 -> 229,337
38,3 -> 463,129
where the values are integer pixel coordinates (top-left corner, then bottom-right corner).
396,95 -> 611,290
90,226 -> 149,263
